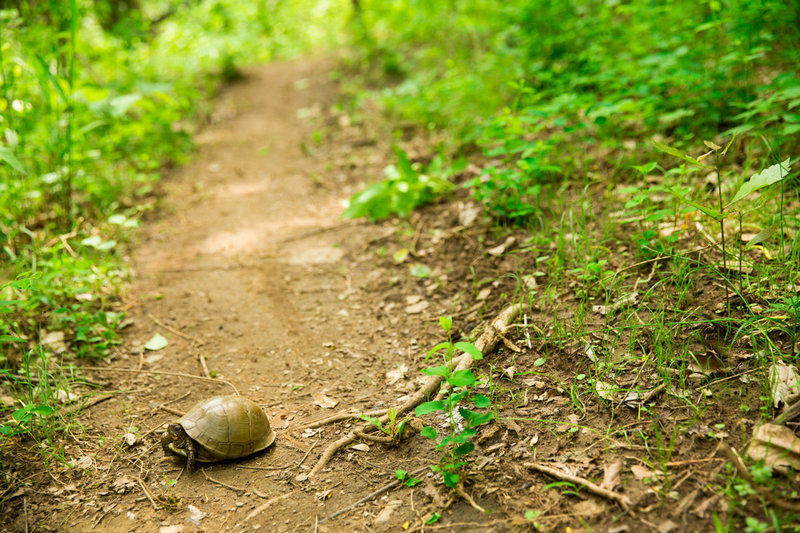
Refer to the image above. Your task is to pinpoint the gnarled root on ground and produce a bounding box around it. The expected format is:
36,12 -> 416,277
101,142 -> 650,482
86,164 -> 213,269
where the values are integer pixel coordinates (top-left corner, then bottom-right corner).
307,303 -> 523,479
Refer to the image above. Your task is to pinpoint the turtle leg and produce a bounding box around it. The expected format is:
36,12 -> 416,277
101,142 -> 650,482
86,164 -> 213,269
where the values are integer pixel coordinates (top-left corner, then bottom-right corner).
186,438 -> 197,470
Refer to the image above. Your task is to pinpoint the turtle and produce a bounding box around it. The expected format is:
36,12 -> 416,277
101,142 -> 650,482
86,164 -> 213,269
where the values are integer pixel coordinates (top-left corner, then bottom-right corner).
161,395 -> 275,468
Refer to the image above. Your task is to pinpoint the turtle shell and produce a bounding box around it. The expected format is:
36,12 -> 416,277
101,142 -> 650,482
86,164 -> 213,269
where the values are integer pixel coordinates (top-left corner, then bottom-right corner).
170,395 -> 275,462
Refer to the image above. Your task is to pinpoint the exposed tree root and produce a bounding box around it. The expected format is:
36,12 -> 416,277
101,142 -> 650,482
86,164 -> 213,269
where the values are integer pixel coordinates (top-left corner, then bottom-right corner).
524,462 -> 632,509
307,303 -> 522,478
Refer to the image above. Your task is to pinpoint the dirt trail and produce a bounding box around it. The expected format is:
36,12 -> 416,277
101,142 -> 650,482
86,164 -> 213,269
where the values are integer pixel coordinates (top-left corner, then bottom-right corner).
33,59 -> 444,532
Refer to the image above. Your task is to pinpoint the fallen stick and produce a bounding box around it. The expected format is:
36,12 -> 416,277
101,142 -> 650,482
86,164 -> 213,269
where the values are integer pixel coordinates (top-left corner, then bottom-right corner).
73,366 -> 240,395
308,304 -> 522,478
324,465 -> 429,521
524,462 -> 632,509
237,490 -> 297,525
201,470 -> 245,493
296,408 -> 388,430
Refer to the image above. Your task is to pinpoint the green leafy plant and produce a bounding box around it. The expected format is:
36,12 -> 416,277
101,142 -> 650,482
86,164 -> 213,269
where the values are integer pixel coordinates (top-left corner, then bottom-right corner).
395,469 -> 422,488
341,148 -> 456,221
414,316 -> 492,488
359,407 -> 410,443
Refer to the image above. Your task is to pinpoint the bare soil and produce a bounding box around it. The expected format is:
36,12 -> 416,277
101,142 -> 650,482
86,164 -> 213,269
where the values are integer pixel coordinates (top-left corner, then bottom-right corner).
1,58 -> 775,532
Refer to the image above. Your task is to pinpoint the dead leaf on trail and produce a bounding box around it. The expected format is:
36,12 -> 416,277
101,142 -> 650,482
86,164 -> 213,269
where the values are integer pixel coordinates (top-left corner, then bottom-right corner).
630,464 -> 659,481
595,380 -> 617,401
405,300 -> 429,314
477,287 -> 492,300
592,293 -> 639,316
656,519 -> 678,533
458,202 -> 482,227
123,432 -> 138,446
573,499 -> 605,516
187,504 -> 206,524
487,236 -> 516,256
748,423 -> 800,471
57,389 -> 80,404
386,364 -> 408,385
505,419 -> 522,434
769,361 -> 800,408
601,459 -> 623,491
350,443 -> 370,452
111,476 -> 136,494
313,392 -> 338,409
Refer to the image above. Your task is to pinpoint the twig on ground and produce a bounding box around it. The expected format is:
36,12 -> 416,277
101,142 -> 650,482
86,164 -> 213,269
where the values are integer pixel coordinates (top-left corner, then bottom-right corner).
61,393 -> 116,417
296,408 -> 388,430
524,462 -> 632,509
718,442 -> 800,512
237,491 -> 297,525
201,469 -> 245,493
308,304 -> 522,478
148,313 -> 195,342
158,405 -> 184,417
73,366 -> 240,395
137,478 -> 160,510
198,353 -> 211,379
324,465 -> 429,521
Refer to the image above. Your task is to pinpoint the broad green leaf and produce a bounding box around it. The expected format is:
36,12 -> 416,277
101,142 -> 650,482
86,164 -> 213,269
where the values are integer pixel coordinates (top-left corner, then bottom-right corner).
443,472 -> 460,487
426,342 -> 451,360
422,365 -> 450,377
472,394 -> 491,408
145,333 -> 168,351
652,139 -> 714,169
454,341 -> 483,360
420,426 -> 437,439
533,357 -> 547,367
448,369 -> 476,387
415,401 -> 445,416
455,428 -> 477,442
453,442 -> 475,458
406,477 -> 423,487
729,159 -> 791,206
0,146 -> 26,174
439,316 -> 453,332
395,469 -> 408,481
459,407 -> 495,427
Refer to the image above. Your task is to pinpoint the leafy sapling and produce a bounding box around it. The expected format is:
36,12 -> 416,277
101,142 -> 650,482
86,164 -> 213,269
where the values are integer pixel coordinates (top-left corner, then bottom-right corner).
414,316 -> 494,487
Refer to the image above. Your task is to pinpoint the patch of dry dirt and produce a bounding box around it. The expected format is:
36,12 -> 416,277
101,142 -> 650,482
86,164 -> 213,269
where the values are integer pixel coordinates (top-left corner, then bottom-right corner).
1,57 -> 776,533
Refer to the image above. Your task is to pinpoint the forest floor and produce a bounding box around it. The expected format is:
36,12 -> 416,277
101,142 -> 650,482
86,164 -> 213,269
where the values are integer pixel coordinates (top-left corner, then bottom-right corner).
1,58 -> 778,532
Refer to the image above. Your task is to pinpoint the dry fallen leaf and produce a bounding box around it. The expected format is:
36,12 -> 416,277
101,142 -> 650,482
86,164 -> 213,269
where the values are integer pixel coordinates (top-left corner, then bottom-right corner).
748,423 -> 800,471
405,300 -> 429,314
313,391 -> 338,409
487,236 -> 516,256
601,459 -> 623,491
386,364 -> 409,385
595,380 -> 616,401
350,443 -> 370,452
630,464 -> 658,481
769,361 -> 800,408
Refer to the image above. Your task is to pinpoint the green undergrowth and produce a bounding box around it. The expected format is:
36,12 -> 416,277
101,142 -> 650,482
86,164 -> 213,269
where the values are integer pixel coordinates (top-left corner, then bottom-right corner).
341,0 -> 800,528
0,0 -> 348,459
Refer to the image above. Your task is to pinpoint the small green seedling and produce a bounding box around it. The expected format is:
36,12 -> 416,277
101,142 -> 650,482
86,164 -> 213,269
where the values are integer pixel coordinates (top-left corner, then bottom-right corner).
415,316 -> 494,488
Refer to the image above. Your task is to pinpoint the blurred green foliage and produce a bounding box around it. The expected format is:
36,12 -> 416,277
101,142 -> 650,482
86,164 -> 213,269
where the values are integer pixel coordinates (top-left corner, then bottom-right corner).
0,0 -> 347,439
350,0 -> 800,224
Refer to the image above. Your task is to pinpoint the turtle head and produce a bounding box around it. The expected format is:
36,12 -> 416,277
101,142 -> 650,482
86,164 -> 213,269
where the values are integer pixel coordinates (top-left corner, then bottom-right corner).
166,423 -> 188,446
161,422 -> 189,454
